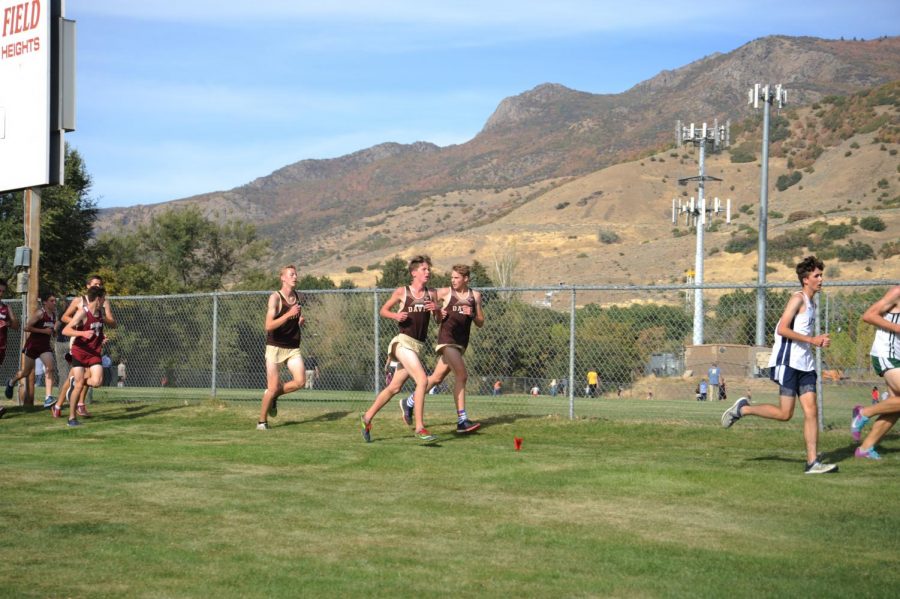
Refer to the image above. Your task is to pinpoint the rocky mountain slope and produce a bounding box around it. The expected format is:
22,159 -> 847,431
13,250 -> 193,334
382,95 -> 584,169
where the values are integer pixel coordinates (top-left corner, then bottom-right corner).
94,35 -> 900,286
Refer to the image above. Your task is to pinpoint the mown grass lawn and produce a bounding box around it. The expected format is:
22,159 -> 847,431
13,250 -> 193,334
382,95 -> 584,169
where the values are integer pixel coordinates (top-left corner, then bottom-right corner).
1,390 -> 897,598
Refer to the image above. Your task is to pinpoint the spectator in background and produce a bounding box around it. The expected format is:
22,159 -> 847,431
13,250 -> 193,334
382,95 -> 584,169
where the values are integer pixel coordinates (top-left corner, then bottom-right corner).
549,378 -> 558,397
492,380 -> 502,396
117,359 -> 126,387
530,385 -> 540,396
587,369 -> 599,397
101,353 -> 112,386
304,355 -> 319,390
708,362 -> 721,402
871,386 -> 880,405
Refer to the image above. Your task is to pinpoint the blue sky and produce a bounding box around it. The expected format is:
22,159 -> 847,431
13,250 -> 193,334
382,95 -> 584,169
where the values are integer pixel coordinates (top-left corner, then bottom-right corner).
67,1 -> 899,208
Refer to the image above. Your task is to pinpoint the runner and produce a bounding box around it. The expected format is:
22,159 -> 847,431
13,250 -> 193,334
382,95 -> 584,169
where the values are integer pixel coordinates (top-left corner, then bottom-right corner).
6,291 -> 58,407
399,264 -> 485,433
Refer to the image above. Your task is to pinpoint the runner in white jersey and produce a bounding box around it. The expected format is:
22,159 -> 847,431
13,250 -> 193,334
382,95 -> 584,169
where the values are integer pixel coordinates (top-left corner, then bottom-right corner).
850,285 -> 900,459
721,256 -> 837,474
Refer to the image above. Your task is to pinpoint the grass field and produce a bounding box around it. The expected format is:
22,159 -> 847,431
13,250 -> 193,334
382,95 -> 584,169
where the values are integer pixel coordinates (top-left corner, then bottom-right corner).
1,386 -> 898,598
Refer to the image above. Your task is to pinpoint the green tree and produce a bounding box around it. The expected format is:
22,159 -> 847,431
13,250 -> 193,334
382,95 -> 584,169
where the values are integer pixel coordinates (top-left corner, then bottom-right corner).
94,207 -> 269,293
375,256 -> 410,288
0,146 -> 98,294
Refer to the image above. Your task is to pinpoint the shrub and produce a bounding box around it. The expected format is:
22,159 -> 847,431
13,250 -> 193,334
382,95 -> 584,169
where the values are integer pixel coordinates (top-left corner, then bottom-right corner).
775,171 -> 802,191
836,241 -> 875,262
859,216 -> 886,231
555,202 -> 570,210
877,178 -> 890,189
724,235 -> 756,254
787,210 -> 814,223
598,229 -> 621,244
346,266 -> 364,274
880,241 -> 900,259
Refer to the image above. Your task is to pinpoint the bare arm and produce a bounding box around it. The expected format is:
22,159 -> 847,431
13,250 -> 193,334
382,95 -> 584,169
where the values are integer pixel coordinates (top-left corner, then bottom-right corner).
472,290 -> 485,328
24,310 -> 52,336
60,297 -> 82,324
3,305 -> 19,330
379,287 -> 407,322
62,309 -> 90,339
776,293 -> 830,348
101,299 -> 117,329
862,286 -> 900,335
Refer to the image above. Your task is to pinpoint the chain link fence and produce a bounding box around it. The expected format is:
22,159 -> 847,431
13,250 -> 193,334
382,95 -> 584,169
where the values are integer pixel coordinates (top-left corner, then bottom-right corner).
1,281 -> 895,418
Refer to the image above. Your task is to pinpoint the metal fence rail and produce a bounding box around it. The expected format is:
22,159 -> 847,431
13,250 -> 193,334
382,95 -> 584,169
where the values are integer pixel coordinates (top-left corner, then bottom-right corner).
1,281 -> 895,418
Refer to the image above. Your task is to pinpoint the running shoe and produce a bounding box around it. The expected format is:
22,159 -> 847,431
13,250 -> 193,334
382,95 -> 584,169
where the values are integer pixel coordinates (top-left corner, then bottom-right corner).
76,404 -> 93,418
415,428 -> 438,443
850,405 -> 869,442
400,395 -> 414,426
268,398 -> 278,418
804,460 -> 838,474
456,419 -> 481,433
66,418 -> 81,428
721,396 -> 750,428
4,379 -> 13,399
360,414 -> 372,443
50,405 -> 61,418
256,422 -> 269,431
43,395 -> 56,408
854,447 -> 881,460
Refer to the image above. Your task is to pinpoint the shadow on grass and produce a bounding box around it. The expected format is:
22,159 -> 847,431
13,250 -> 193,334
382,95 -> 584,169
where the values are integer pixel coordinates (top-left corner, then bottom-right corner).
99,404 -> 192,421
280,411 -> 353,426
747,454 -> 804,465
478,413 -> 544,428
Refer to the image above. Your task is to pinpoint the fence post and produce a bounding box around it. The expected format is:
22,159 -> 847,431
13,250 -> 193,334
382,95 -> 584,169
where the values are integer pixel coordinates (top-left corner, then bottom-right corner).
815,292 -> 823,431
374,290 -> 381,395
569,288 -> 576,420
211,292 -> 219,398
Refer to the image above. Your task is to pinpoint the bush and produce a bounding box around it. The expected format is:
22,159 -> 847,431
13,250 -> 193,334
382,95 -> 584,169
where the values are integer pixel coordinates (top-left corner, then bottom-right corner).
345,266 -> 364,274
836,241 -> 875,262
859,216 -> 886,231
555,202 -> 570,210
724,235 -> 756,254
787,210 -> 814,223
775,171 -> 802,192
598,229 -> 621,244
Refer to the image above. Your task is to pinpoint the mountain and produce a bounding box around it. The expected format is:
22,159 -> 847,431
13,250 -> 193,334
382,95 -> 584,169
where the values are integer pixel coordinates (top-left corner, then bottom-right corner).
95,35 -> 900,273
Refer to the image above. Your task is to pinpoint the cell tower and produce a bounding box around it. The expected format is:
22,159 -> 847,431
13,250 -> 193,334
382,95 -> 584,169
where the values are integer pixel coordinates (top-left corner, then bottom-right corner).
672,119 -> 730,345
749,84 -> 787,346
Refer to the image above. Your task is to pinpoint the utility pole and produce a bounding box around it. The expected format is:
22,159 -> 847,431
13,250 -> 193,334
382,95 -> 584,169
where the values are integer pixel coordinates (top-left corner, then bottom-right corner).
749,84 -> 787,346
674,120 -> 730,345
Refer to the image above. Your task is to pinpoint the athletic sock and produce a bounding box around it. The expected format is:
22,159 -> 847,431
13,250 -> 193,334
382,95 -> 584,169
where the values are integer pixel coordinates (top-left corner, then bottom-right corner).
405,396 -> 414,409
457,409 -> 468,424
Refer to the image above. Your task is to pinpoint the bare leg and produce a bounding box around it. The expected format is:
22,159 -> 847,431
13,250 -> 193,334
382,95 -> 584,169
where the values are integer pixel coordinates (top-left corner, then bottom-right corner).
364,369 -> 410,422
860,370 -> 900,451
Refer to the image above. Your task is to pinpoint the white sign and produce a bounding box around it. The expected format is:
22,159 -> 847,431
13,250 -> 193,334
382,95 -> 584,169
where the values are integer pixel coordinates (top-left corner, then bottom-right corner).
0,0 -> 50,192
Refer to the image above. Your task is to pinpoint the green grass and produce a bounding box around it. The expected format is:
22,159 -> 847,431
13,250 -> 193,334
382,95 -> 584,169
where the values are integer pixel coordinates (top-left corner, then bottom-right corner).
1,389 -> 898,598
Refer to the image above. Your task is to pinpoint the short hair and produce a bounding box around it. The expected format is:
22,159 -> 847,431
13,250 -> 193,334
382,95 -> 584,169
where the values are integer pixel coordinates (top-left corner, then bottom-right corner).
39,290 -> 56,303
86,285 -> 106,301
452,264 -> 471,278
408,255 -> 432,274
280,265 -> 297,276
795,255 -> 824,284
87,274 -> 103,285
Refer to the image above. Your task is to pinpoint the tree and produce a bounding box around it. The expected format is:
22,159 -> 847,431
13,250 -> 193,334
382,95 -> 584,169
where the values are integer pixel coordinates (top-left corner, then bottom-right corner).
94,207 -> 269,293
375,256 -> 409,288
0,146 -> 98,294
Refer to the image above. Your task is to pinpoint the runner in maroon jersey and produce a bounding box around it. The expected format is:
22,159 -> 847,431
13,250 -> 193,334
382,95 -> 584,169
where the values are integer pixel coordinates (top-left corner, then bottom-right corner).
52,274 -> 106,417
257,265 -> 307,430
61,285 -> 116,427
5,291 -> 58,405
0,279 -> 20,418
360,255 -> 442,443
399,264 -> 485,433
